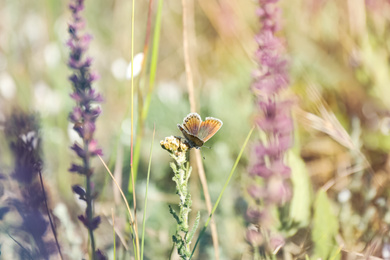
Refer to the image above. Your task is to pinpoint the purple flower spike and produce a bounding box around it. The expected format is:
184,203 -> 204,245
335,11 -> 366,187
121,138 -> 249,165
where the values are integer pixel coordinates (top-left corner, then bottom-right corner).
247,185 -> 264,200
69,107 -> 83,122
72,185 -> 86,200
87,89 -> 103,102
4,112 -> 61,258
269,233 -> 285,252
83,121 -> 96,140
91,216 -> 101,230
77,214 -> 101,230
89,72 -> 100,82
246,0 -> 294,254
96,249 -> 108,260
246,207 -> 262,223
70,143 -> 85,159
249,162 -> 272,178
69,164 -> 85,174
246,228 -> 264,247
67,0 -> 104,257
89,107 -> 102,118
88,139 -> 103,156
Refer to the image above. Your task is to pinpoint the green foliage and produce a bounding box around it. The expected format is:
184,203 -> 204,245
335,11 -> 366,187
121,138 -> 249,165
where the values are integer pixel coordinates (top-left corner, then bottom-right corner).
167,153 -> 198,259
2,0 -> 390,258
312,189 -> 340,260
288,150 -> 312,229
141,130 -> 155,260
187,212 -> 200,245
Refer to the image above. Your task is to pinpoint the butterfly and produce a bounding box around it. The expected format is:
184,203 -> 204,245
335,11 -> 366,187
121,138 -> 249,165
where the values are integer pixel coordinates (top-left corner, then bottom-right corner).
177,113 -> 223,149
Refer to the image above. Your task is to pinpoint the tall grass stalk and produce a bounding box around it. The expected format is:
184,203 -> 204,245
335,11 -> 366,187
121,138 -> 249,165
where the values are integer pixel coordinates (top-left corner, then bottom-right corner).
128,0 -> 141,257
141,0 -> 163,121
190,127 -> 255,258
38,169 -> 63,260
181,0 -> 220,257
111,209 -> 116,260
7,232 -> 33,260
98,155 -> 139,259
129,0 -> 163,192
134,0 -> 154,153
141,127 -> 155,260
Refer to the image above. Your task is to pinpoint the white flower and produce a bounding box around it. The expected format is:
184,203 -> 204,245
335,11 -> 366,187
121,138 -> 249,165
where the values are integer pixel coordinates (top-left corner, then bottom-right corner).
126,52 -> 144,79
0,72 -> 16,100
111,58 -> 128,80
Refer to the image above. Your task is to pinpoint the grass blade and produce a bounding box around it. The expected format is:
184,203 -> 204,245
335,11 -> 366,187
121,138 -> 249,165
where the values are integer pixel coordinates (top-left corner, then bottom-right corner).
112,208 -> 116,260
129,0 -> 163,193
141,127 -> 155,260
190,127 -> 254,258
142,0 -> 163,121
98,155 -> 138,259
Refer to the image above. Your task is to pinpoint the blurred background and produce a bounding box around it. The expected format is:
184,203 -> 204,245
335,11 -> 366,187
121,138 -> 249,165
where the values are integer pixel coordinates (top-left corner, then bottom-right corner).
1,0 -> 390,259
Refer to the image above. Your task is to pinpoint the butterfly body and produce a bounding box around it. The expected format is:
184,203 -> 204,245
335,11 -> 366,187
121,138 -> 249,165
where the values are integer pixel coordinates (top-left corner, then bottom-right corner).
177,113 -> 223,149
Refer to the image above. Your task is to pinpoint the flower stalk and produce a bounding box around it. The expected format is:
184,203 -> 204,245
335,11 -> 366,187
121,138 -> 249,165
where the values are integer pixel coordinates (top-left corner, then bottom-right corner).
67,0 -> 105,259
246,0 -> 294,255
161,136 -> 200,260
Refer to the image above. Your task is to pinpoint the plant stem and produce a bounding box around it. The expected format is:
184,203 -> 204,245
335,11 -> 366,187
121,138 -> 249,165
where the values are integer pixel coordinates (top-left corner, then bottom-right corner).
98,155 -> 139,259
84,141 -> 96,260
38,170 -> 63,260
161,136 -> 197,260
171,159 -> 192,259
141,128 -> 155,260
112,209 -> 116,260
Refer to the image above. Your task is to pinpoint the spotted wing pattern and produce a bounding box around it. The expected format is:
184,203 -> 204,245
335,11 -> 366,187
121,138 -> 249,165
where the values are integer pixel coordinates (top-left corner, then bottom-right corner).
182,113 -> 202,135
197,117 -> 223,142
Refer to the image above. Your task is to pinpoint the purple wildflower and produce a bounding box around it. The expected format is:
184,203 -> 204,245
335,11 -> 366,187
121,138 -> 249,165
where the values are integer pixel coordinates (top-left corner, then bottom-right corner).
246,0 -> 294,254
3,111 -> 60,259
72,184 -> 86,200
67,0 -> 104,258
246,227 -> 264,247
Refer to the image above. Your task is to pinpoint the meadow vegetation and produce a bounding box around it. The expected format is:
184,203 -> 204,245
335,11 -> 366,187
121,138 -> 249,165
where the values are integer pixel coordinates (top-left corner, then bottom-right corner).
0,0 -> 390,259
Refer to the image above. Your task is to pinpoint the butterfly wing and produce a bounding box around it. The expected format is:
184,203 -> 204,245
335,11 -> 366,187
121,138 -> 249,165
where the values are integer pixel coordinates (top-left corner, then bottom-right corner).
197,117 -> 223,142
177,124 -> 204,148
182,113 -> 202,135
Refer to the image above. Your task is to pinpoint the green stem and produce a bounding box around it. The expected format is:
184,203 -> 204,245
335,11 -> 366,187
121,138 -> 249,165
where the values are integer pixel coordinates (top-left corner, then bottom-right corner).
128,0 -> 164,195
171,159 -> 192,259
84,141 -> 96,260
113,215 -> 116,260
254,246 -> 260,260
86,177 -> 95,254
142,0 -> 163,121
141,128 -> 155,260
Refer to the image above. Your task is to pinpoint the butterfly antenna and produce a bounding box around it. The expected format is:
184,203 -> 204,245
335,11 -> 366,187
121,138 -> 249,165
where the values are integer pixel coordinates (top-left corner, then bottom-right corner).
203,146 -> 211,149
200,150 -> 206,160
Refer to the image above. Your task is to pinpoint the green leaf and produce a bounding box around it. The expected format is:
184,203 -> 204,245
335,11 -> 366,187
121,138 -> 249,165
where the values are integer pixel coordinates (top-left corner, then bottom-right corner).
186,211 -> 200,244
312,189 -> 340,260
288,150 -> 312,229
170,162 -> 177,173
169,205 -> 180,224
